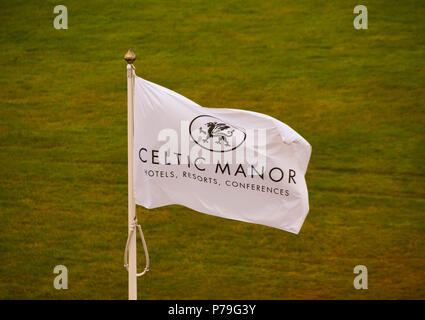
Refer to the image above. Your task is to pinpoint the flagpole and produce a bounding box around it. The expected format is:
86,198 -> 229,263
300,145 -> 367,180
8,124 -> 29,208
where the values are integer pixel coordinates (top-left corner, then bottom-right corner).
125,48 -> 137,300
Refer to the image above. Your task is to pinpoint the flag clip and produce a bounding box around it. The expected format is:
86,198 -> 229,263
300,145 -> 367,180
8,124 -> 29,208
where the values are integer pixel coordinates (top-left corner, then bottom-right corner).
124,217 -> 150,277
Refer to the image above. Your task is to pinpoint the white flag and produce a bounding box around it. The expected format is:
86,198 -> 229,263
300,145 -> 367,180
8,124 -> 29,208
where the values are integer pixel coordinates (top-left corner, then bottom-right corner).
133,75 -> 311,234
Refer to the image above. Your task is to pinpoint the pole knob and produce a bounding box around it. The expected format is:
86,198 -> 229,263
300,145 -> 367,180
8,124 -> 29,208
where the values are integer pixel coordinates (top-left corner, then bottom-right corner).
124,48 -> 136,64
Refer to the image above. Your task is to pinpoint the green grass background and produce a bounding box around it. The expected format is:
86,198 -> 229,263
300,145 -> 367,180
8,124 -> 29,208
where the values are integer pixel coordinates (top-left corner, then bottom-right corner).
0,0 -> 424,299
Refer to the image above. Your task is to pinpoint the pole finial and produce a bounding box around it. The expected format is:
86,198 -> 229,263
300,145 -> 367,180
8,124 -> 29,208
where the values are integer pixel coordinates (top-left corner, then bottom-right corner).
124,48 -> 136,64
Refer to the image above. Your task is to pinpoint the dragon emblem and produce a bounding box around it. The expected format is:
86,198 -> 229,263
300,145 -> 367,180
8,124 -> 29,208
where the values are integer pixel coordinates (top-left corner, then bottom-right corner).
199,122 -> 235,147
189,115 -> 246,152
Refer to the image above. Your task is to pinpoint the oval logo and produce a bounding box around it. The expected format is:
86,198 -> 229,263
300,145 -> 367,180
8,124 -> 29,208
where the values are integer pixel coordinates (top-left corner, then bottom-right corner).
189,115 -> 246,152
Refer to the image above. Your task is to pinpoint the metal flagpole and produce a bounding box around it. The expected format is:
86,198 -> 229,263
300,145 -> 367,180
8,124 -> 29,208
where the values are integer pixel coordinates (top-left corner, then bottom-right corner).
125,48 -> 137,300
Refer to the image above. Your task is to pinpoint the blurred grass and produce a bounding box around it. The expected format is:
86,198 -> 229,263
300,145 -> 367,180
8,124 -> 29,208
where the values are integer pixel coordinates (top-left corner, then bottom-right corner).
0,0 -> 424,299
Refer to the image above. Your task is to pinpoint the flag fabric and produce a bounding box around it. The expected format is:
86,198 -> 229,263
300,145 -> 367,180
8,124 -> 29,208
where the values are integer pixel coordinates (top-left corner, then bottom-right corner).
133,75 -> 311,234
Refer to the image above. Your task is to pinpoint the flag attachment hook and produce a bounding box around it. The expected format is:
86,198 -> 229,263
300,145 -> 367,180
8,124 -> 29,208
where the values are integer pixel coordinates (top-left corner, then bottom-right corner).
124,216 -> 150,277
